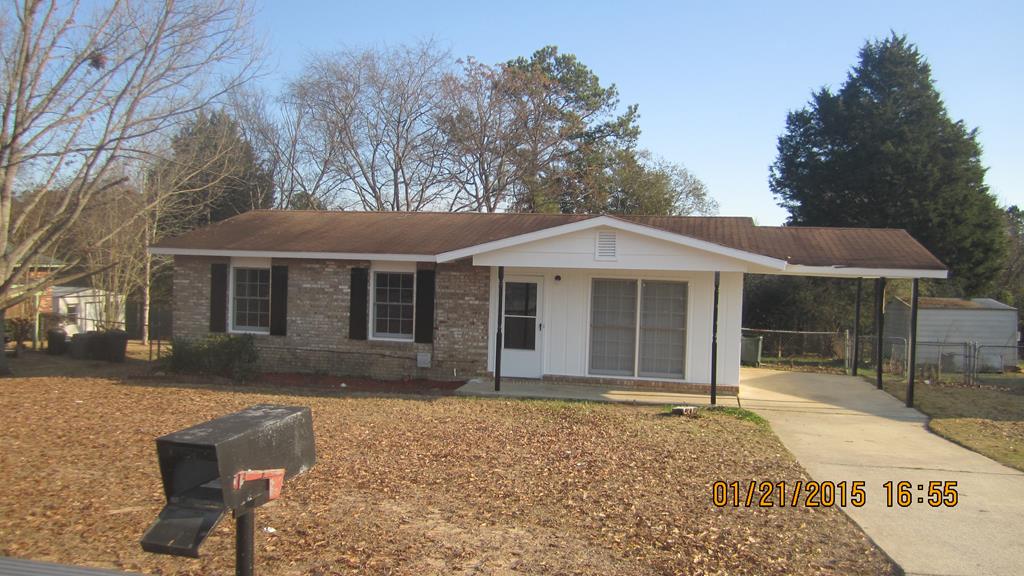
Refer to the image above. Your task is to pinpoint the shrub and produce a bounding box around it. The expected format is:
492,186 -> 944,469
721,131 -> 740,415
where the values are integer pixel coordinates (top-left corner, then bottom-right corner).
7,318 -> 33,356
165,334 -> 259,381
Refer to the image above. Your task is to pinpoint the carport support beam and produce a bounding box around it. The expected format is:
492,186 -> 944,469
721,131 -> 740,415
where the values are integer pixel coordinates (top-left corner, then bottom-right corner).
875,277 -> 886,389
852,278 -> 862,376
710,271 -> 720,406
906,278 -> 919,408
495,266 -> 504,392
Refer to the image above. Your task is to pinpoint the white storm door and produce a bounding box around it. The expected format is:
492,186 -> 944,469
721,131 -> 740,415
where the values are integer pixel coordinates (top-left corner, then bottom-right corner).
501,277 -> 544,378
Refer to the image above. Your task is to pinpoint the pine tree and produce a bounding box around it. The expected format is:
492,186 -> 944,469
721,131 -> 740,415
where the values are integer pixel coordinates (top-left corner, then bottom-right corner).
770,34 -> 1006,294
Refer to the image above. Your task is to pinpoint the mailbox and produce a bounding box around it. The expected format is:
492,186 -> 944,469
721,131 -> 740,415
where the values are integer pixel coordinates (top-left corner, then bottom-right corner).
141,404 -> 315,569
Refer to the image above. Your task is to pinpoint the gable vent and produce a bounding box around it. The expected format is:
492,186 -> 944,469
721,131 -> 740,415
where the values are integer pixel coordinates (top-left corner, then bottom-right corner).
595,231 -> 617,260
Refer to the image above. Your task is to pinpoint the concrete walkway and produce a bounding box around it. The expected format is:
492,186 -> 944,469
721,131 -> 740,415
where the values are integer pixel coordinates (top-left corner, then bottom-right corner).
740,368 -> 1024,576
456,378 -> 739,407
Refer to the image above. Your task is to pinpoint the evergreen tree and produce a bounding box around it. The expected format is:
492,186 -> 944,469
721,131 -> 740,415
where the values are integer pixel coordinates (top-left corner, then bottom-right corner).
770,34 -> 1006,295
154,110 -> 274,230
503,46 -> 640,213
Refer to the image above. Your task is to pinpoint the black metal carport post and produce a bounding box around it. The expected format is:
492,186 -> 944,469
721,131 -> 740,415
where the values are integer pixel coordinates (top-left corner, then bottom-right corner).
875,277 -> 886,389
494,266 -> 504,392
851,278 -> 862,376
906,278 -> 920,407
710,271 -> 720,406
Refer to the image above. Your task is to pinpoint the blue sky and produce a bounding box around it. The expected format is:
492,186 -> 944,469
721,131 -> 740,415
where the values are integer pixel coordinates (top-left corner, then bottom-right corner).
252,0 -> 1022,225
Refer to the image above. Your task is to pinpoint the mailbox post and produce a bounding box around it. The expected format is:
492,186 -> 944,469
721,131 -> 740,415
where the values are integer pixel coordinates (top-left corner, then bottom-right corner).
141,404 -> 315,576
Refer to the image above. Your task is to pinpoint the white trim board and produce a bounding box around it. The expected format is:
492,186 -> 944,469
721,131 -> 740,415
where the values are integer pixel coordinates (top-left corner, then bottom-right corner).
149,247 -> 436,262
781,265 -> 948,279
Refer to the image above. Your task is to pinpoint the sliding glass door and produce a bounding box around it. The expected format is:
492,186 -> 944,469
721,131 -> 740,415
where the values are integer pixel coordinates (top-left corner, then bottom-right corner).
589,279 -> 687,379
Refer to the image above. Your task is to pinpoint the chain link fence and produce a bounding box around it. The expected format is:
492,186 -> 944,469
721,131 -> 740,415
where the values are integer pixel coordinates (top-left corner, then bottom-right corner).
745,328 -> 1022,385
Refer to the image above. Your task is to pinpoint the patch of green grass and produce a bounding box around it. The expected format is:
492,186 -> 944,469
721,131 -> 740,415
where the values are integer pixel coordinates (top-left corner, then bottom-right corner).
702,406 -> 768,427
759,356 -> 847,375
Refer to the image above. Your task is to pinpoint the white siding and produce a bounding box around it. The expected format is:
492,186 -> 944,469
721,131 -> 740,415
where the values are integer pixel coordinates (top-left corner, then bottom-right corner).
52,288 -> 125,333
486,267 -> 743,386
885,300 -> 1019,370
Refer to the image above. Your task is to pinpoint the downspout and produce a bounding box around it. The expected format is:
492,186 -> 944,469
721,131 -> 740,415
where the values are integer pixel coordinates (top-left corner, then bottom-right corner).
710,271 -> 720,406
494,266 -> 504,392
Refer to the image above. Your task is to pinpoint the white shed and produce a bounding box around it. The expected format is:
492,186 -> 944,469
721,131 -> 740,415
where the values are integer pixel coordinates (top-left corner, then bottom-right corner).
885,297 -> 1020,371
52,286 -> 125,334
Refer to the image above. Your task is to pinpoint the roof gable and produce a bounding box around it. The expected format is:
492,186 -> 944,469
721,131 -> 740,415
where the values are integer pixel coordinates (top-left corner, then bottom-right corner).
436,215 -> 787,269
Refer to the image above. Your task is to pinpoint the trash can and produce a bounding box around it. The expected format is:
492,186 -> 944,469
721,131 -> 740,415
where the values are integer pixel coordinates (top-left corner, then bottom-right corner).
104,330 -> 129,362
69,333 -> 87,359
47,329 -> 68,355
741,336 -> 763,367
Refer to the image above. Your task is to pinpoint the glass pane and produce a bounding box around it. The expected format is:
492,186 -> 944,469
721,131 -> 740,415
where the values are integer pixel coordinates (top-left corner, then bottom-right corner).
589,279 -> 637,376
505,316 -> 536,350
504,282 -> 537,317
373,272 -> 415,337
639,281 -> 687,378
232,267 -> 272,331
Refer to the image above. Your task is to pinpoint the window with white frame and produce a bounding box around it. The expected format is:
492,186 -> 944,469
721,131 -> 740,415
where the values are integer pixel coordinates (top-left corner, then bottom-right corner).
589,279 -> 687,379
373,271 -> 414,339
233,267 -> 270,332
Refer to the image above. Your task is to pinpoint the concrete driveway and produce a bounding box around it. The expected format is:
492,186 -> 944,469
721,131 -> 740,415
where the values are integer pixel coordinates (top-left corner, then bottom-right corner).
740,368 -> 1024,576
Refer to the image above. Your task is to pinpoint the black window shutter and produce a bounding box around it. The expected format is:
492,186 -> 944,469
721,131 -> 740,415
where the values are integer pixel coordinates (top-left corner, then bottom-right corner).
414,269 -> 435,343
209,263 -> 228,333
349,267 -> 369,340
270,265 -> 288,336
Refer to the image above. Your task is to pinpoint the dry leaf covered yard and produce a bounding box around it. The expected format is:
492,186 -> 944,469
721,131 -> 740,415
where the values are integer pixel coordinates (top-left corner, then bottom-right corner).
0,374 -> 895,575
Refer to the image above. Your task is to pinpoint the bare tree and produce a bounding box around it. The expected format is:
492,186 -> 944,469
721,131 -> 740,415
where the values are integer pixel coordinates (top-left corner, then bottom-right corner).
230,87 -> 348,210
0,0 -> 257,368
438,58 -> 526,212
58,181 -> 147,329
293,41 -> 454,211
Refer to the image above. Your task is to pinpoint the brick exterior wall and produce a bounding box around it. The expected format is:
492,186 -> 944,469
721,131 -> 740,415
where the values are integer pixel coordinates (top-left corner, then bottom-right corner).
172,255 -> 490,381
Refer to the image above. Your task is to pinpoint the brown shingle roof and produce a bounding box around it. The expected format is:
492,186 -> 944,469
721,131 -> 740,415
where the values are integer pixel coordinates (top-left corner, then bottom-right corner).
909,297 -> 1016,311
153,210 -> 946,271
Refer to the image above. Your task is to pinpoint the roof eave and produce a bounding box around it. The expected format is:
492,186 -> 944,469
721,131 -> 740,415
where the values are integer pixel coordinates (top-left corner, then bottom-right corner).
148,246 -> 437,262
782,264 -> 948,279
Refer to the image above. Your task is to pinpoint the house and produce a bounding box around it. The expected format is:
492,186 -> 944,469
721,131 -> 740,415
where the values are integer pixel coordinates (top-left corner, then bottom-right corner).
6,254 -> 64,346
52,286 -> 126,334
885,297 -> 1019,372
150,211 -> 947,393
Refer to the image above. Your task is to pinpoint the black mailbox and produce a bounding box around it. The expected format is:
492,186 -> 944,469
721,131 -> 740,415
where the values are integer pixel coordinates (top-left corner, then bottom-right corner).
141,404 -> 315,566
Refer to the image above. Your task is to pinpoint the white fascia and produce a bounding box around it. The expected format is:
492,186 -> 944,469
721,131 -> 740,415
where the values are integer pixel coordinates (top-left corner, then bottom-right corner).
148,247 -> 436,262
782,265 -> 949,279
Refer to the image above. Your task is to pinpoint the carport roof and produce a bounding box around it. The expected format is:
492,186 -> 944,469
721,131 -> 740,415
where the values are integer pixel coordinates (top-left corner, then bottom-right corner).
151,210 -> 947,274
